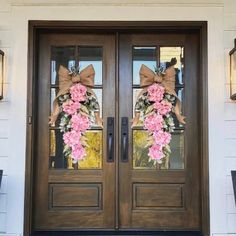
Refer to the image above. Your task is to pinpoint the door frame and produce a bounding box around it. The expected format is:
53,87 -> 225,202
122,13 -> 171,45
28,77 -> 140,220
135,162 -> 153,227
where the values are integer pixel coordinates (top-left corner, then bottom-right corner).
25,21 -> 208,236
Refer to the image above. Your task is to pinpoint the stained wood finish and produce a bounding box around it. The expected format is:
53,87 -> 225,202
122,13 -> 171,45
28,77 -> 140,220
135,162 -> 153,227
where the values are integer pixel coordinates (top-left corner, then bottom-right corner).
34,34 -> 116,230
134,184 -> 184,208
27,22 -> 208,235
118,33 -> 200,229
50,184 -> 101,208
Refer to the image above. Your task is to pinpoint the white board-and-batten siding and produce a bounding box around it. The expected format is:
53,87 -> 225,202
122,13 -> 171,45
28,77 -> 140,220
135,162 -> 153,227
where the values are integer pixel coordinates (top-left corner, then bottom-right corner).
0,0 -> 235,235
224,3 -> 236,233
0,7 -> 11,233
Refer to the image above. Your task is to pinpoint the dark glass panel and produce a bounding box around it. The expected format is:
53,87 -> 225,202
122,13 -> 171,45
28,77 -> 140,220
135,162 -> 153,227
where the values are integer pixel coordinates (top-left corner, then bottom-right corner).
51,46 -> 76,85
78,47 -> 103,85
133,47 -> 157,85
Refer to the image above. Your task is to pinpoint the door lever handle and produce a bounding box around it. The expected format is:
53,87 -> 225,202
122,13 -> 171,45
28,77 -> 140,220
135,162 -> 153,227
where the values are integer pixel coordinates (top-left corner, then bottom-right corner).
121,117 -> 129,162
107,117 -> 114,162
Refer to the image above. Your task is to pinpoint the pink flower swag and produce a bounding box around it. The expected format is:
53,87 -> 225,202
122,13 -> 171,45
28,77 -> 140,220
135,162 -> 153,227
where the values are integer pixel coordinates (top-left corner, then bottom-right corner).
148,83 -> 165,102
153,131 -> 171,146
62,100 -> 81,115
71,114 -> 90,132
148,145 -> 164,161
153,100 -> 172,115
63,130 -> 81,146
70,83 -> 87,102
144,84 -> 172,163
144,114 -> 163,132
62,83 -> 90,162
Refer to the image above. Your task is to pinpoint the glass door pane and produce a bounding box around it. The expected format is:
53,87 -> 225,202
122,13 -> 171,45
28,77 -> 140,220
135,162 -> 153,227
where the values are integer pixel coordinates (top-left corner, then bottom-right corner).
132,45 -> 185,170
49,46 -> 104,169
35,33 -> 116,230
119,33 -> 200,230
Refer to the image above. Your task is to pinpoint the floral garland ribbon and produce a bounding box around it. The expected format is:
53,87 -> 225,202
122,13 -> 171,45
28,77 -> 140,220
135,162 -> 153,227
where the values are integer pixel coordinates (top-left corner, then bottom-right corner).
132,58 -> 185,164
49,65 -> 102,162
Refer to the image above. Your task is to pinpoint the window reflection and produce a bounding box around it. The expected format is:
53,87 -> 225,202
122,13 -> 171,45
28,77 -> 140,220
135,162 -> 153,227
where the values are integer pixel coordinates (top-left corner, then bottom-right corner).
89,88 -> 103,127
133,88 -> 144,123
160,47 -> 184,86
168,132 -> 184,169
133,47 -> 157,85
49,46 -> 103,170
49,129 -> 66,169
51,46 -> 76,85
132,46 -> 185,170
133,129 -> 157,169
78,47 -> 103,85
78,130 -> 102,169
49,129 -> 102,169
132,129 -> 184,170
50,88 -> 57,113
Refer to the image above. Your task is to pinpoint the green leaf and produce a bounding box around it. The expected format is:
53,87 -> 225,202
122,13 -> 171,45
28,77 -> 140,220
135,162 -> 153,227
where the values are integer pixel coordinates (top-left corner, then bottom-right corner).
63,145 -> 71,157
80,105 -> 89,114
165,144 -> 171,153
144,105 -> 154,115
145,140 -> 154,148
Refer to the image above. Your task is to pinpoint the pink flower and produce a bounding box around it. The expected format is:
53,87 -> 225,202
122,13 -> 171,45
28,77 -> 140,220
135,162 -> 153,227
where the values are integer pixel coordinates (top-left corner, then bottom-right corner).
71,145 -> 86,160
71,114 -> 90,132
62,100 -> 80,115
63,130 -> 81,146
153,130 -> 171,146
153,100 -> 172,115
144,114 -> 163,132
147,84 -> 164,102
148,145 -> 164,161
70,83 -> 87,102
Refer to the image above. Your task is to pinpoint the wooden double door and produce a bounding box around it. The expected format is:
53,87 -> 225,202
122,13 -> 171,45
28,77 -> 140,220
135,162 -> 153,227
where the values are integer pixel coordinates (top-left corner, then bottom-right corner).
34,32 -> 200,231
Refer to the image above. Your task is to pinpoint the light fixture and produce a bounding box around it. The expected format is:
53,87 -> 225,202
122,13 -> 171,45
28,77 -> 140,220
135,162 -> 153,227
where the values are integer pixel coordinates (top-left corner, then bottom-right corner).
232,171 -> 236,205
229,39 -> 236,100
0,170 -> 2,187
0,50 -> 4,100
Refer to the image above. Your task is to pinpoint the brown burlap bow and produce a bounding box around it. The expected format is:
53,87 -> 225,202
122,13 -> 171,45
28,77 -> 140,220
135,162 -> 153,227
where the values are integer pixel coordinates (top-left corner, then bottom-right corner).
49,64 -> 102,126
132,64 -> 186,126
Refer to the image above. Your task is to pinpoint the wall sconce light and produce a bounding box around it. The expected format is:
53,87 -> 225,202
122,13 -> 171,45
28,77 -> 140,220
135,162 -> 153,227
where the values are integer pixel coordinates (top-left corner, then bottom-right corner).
0,50 -> 4,100
230,39 -> 236,100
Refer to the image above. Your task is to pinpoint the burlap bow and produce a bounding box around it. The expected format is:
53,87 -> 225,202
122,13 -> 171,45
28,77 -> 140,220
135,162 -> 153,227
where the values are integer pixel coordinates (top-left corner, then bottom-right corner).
140,64 -> 176,94
49,64 -> 102,126
132,64 -> 186,126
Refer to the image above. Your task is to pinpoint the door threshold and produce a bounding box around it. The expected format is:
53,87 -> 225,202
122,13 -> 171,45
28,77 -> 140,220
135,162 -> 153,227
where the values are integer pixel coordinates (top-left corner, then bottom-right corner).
32,231 -> 203,236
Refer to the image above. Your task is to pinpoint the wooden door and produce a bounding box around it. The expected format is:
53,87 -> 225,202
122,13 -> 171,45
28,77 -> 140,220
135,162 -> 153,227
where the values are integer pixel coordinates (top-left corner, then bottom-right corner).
33,31 -> 201,231
118,33 -> 200,230
34,34 -> 116,230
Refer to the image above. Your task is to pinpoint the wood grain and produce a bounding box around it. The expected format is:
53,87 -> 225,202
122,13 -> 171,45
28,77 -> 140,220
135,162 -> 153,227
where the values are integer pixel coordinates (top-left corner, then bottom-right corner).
50,183 -> 101,208
134,184 -> 184,208
33,34 -> 116,230
25,21 -> 208,235
118,33 -> 201,229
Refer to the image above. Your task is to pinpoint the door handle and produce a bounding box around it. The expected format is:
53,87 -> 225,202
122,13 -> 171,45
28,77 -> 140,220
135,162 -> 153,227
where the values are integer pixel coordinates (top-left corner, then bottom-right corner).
107,117 -> 114,162
121,117 -> 129,162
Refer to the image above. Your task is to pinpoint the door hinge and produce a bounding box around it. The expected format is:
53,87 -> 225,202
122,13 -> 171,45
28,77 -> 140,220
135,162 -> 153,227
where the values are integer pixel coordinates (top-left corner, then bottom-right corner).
28,115 -> 32,125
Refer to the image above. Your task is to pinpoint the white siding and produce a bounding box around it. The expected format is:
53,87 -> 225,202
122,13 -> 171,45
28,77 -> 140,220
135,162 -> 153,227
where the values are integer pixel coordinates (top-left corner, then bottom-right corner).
0,1 -> 11,234
224,0 -> 236,233
0,0 -> 235,235
0,175 -> 7,233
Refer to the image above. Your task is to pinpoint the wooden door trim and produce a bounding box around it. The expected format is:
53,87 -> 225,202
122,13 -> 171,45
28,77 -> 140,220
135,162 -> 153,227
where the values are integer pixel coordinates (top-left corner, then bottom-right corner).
25,21 -> 208,236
